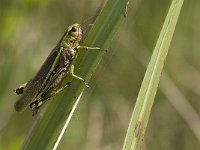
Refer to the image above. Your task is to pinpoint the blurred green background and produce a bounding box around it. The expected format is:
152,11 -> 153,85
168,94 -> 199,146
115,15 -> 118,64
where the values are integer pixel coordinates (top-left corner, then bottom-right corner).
0,0 -> 200,149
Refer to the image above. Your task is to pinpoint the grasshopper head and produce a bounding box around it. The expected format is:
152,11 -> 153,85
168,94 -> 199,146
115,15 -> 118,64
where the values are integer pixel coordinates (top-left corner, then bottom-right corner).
67,24 -> 82,42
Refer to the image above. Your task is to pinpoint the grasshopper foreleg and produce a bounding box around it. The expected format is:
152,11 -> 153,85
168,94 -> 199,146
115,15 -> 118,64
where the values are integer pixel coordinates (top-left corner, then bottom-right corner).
77,45 -> 107,52
69,45 -> 106,87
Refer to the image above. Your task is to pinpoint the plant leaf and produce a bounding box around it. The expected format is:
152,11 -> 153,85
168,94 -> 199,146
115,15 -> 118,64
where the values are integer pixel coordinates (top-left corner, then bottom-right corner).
22,0 -> 129,149
122,0 -> 184,149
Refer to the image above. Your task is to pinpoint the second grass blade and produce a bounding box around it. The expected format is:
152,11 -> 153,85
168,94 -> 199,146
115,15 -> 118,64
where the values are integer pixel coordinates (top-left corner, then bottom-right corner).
122,0 -> 184,149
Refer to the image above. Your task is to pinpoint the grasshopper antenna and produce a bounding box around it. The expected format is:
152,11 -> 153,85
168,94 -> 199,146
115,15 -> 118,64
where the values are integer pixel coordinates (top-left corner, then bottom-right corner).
80,0 -> 106,39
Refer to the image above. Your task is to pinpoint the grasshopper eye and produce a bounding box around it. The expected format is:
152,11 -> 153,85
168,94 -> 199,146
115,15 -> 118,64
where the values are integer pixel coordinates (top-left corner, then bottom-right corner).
71,26 -> 77,32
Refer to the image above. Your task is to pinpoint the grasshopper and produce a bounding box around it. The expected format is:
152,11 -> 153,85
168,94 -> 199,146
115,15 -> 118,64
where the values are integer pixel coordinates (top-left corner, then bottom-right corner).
14,23 -> 102,116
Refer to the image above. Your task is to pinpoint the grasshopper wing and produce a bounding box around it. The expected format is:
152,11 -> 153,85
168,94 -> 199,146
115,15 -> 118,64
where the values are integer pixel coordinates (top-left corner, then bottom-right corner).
15,46 -> 62,112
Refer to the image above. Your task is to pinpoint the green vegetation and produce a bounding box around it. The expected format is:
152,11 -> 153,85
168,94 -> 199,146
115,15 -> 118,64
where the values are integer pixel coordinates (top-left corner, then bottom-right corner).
123,0 -> 184,149
0,0 -> 200,150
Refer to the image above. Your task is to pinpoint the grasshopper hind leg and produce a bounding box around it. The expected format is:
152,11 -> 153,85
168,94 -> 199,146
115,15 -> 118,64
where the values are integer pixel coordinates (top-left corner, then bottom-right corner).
14,81 -> 31,95
30,99 -> 46,116
14,87 -> 24,95
30,102 -> 40,116
30,82 -> 72,116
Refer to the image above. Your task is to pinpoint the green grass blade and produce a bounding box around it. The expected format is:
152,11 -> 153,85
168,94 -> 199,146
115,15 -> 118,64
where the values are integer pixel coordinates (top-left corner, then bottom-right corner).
122,0 -> 184,149
21,0 -> 129,149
